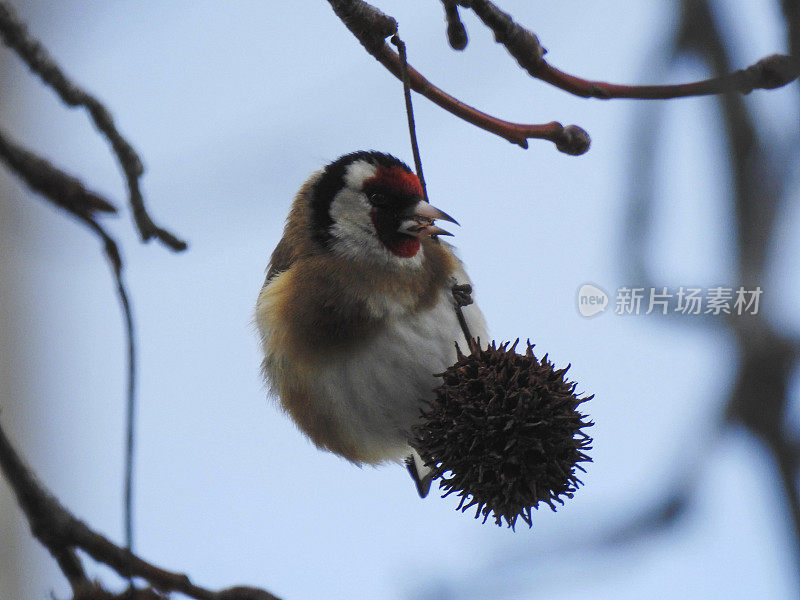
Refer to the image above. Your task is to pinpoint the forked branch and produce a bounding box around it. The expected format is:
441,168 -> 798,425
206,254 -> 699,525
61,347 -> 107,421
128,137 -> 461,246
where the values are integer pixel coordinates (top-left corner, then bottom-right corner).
329,0 -> 798,154
460,0 -> 800,100
327,0 -> 591,154
0,422 -> 281,600
0,1 -> 187,250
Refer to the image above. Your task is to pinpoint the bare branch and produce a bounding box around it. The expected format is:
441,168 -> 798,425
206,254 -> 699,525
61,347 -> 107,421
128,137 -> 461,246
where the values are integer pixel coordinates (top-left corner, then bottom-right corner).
461,0 -> 546,75
334,0 -> 795,154
0,122 -> 142,570
0,128 -> 117,216
75,585 -> 168,600
0,422 -> 282,600
327,0 -> 397,53
0,1 -> 187,251
460,0 -> 800,100
0,133 -> 273,594
440,0 -> 468,51
0,2 -> 194,571
327,0 -> 590,154
391,35 -> 429,200
376,42 -> 590,153
535,54 -> 800,100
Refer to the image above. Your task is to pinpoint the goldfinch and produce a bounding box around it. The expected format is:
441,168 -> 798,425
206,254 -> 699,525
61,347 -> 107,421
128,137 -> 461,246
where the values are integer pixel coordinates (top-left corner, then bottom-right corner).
255,151 -> 487,497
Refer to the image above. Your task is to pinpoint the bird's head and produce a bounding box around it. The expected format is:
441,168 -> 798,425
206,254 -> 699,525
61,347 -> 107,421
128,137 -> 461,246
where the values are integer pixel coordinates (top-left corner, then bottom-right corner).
308,151 -> 458,265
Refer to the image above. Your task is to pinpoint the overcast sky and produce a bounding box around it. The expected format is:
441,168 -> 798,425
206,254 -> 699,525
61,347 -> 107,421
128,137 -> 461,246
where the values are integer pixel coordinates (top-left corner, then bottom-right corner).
1,2 -> 798,599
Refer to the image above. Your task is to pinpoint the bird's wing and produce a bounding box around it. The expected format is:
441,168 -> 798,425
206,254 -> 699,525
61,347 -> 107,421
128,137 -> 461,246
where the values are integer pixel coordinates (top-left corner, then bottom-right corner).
264,178 -> 319,285
265,235 -> 295,283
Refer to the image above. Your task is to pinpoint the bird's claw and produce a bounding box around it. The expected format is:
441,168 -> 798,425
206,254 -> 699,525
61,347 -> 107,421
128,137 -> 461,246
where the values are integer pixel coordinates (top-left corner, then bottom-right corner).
452,282 -> 473,307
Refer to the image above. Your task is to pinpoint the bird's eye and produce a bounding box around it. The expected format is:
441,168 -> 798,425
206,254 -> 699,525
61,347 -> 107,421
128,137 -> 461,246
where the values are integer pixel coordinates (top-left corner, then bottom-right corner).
369,193 -> 390,207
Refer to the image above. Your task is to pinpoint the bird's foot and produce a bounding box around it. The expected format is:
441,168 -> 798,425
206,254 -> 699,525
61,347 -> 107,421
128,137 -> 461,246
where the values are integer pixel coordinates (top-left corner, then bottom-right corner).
451,282 -> 473,307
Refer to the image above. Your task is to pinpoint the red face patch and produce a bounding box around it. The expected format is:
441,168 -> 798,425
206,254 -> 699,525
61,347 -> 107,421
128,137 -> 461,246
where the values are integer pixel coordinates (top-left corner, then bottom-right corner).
370,210 -> 421,258
363,164 -> 424,258
387,232 -> 421,258
366,166 -> 423,198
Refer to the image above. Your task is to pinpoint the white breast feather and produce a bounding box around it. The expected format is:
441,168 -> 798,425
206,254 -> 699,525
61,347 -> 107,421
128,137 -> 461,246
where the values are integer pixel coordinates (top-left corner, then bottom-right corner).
310,287 -> 488,463
257,268 -> 488,465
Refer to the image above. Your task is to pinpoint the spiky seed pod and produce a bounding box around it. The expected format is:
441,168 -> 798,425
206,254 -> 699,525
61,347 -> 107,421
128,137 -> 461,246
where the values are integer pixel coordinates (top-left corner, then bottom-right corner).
413,340 -> 593,529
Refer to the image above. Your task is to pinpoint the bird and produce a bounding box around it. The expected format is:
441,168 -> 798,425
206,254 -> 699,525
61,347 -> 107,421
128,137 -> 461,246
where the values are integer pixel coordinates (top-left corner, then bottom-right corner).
255,150 -> 487,497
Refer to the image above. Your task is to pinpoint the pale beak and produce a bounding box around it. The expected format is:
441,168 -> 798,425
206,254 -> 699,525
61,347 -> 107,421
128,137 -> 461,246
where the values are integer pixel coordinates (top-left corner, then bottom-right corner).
397,200 -> 459,238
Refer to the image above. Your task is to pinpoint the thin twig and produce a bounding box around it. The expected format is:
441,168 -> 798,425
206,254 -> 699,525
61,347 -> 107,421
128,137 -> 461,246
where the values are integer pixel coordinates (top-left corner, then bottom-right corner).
0,422 -> 281,600
0,125 -> 140,572
440,0 -> 468,51
451,283 -> 479,354
460,0 -> 800,99
327,0 -> 590,154
75,215 -> 138,573
0,1 -> 187,251
374,42 -> 590,153
535,55 -> 800,99
331,0 -> 795,154
0,128 -> 117,216
391,34 -> 428,202
0,418 -> 89,596
460,0 -> 547,75
0,135 -> 269,592
0,1 -> 193,569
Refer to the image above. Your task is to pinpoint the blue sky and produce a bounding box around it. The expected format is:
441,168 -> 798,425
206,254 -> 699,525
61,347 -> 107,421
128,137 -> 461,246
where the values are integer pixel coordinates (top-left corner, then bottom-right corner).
0,2 -> 798,599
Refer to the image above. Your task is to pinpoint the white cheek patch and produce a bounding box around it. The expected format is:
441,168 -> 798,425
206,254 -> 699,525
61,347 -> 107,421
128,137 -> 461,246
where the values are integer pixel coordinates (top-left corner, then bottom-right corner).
328,187 -> 383,258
